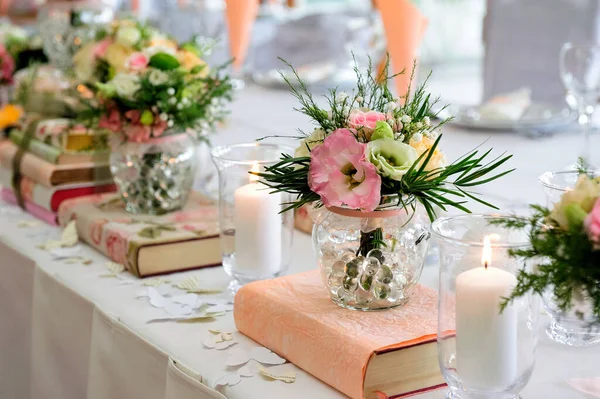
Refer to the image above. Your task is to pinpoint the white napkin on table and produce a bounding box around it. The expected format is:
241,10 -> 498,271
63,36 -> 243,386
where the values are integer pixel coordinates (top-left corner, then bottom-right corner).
478,87 -> 532,121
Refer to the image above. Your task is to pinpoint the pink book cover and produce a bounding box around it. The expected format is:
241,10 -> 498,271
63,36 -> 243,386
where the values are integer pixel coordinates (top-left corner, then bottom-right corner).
1,188 -> 57,225
234,270 -> 445,399
57,193 -> 220,277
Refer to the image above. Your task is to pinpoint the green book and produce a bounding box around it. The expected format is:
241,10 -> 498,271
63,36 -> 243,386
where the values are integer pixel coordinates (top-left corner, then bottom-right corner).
9,130 -> 109,166
10,129 -> 60,164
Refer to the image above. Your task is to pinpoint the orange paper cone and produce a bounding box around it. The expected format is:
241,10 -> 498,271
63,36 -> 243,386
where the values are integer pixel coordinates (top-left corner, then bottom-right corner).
0,0 -> 12,16
374,0 -> 427,97
225,0 -> 260,71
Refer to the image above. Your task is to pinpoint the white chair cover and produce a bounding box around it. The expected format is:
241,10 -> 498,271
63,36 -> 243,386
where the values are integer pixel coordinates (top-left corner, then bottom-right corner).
30,266 -> 94,399
0,241 -> 35,399
483,0 -> 600,105
86,308 -> 168,399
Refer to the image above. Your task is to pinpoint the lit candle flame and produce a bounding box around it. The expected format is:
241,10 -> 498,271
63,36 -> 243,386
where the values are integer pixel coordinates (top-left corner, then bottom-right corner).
249,163 -> 260,183
482,235 -> 492,269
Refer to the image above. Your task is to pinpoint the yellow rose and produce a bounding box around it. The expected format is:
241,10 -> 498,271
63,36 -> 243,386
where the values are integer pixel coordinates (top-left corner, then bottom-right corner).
294,128 -> 326,158
410,135 -> 447,172
177,51 -> 209,75
73,42 -> 97,82
104,43 -> 134,73
550,175 -> 600,230
150,37 -> 178,51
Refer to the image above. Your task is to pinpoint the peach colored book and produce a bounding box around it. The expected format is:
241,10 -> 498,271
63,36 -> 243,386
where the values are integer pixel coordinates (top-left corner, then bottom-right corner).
234,271 -> 446,399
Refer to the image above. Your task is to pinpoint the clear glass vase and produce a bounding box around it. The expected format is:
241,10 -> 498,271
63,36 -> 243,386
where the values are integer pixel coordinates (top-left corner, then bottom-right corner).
110,133 -> 197,215
539,170 -> 600,346
432,215 -> 539,399
211,143 -> 295,295
311,195 -> 431,311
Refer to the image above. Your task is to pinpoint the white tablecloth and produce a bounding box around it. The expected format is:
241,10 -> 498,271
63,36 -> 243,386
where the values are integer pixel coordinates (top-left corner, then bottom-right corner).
1,82 -> 599,399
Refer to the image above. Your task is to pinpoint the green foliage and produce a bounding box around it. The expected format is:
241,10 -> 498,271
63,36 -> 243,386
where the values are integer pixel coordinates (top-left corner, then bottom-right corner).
148,53 -> 180,71
491,209 -> 600,320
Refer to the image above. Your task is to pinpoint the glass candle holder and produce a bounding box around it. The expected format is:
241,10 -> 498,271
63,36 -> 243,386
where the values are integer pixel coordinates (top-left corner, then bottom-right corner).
211,143 -> 294,294
431,215 -> 539,399
539,170 -> 600,346
38,1 -> 114,70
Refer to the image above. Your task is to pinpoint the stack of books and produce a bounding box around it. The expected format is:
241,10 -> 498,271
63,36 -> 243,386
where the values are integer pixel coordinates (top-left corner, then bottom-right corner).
0,118 -> 115,224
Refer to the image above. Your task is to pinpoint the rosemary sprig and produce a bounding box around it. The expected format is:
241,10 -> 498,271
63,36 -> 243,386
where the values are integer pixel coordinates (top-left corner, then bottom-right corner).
491,209 -> 600,320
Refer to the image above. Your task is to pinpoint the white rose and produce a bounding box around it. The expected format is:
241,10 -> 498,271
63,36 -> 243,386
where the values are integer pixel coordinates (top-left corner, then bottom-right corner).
110,73 -> 141,99
148,69 -> 169,86
294,128 -> 326,158
115,26 -> 141,47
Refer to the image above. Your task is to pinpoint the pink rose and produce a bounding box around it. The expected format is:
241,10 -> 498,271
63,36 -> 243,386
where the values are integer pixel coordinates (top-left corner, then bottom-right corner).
90,219 -> 108,246
94,38 -> 112,58
0,45 -> 15,84
98,108 -> 122,132
309,128 -> 381,212
585,198 -> 600,242
123,123 -> 151,143
105,231 -> 129,265
348,109 -> 386,133
126,52 -> 149,72
151,117 -> 168,137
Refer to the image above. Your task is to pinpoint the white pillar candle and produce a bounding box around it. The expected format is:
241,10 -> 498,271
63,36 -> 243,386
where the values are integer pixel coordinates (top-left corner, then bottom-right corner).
233,164 -> 282,277
455,236 -> 518,390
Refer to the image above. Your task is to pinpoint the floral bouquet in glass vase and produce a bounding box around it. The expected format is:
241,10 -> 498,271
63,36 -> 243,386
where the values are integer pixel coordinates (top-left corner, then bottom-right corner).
258,58 -> 514,310
493,167 -> 600,346
74,20 -> 233,215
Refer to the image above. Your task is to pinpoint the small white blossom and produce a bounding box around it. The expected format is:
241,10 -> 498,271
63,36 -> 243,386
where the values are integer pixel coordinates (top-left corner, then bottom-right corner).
181,97 -> 190,106
385,101 -> 397,112
336,92 -> 349,103
167,120 -> 174,128
423,116 -> 431,126
415,122 -> 423,130
393,96 -> 401,104
356,96 -> 363,104
211,97 -> 219,106
401,115 -> 411,123
176,103 -> 184,110
159,113 -> 168,121
387,119 -> 395,126
168,97 -> 177,105
395,133 -> 405,142
411,133 -> 423,143
167,88 -> 176,96
148,69 -> 169,86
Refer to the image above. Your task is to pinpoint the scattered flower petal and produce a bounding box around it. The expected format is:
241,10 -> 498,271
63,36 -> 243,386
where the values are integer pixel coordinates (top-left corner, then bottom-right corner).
258,366 -> 296,383
17,220 -> 41,228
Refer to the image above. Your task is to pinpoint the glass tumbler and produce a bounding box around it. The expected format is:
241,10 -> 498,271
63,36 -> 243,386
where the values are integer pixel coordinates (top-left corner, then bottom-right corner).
211,143 -> 294,294
432,215 -> 539,399
37,1 -> 114,70
539,170 -> 600,346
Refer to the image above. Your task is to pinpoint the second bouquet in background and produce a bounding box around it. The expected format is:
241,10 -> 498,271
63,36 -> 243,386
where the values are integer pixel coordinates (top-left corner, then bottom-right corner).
74,19 -> 233,215
259,57 -> 515,310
